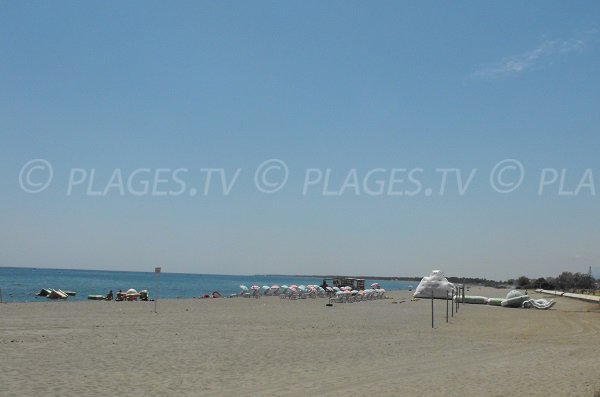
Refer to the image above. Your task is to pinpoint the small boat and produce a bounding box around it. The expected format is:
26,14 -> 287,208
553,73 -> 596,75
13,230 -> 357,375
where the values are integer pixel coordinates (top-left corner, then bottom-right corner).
36,288 -> 52,297
47,289 -> 68,300
87,295 -> 106,300
64,291 -> 77,296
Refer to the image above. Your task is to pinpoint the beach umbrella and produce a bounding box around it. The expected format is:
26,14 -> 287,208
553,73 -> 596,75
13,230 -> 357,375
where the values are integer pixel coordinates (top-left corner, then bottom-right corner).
240,285 -> 249,292
371,283 -> 380,288
126,288 -> 138,295
271,285 -> 280,290
289,284 -> 298,289
298,285 -> 306,291
251,285 -> 260,290
261,285 -> 270,290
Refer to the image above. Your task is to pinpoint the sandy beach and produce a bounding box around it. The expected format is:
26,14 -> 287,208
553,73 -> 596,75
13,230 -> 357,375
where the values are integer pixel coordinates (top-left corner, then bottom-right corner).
1,287 -> 599,397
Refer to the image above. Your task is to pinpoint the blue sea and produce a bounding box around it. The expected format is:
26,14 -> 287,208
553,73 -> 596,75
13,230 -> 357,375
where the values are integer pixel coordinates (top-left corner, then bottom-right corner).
0,267 -> 416,303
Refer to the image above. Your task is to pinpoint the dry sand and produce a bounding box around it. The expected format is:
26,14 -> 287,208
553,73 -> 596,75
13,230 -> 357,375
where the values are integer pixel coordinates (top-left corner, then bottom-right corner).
1,287 -> 599,396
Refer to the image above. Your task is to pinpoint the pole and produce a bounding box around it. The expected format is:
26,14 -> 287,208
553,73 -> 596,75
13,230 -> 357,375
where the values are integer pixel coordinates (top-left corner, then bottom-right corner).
431,290 -> 434,329
456,288 -> 459,312
0,287 -> 3,303
451,289 -> 454,317
154,267 -> 161,313
446,289 -> 449,323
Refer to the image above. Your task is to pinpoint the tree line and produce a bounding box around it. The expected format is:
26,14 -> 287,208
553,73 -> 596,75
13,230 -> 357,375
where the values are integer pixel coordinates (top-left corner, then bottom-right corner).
510,272 -> 596,292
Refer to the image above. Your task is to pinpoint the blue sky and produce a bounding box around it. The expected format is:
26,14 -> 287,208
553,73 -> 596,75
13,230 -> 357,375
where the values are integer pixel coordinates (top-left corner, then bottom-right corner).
1,1 -> 600,280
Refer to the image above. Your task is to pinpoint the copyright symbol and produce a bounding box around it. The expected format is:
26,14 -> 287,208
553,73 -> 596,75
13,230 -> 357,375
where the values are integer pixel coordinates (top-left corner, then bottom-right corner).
254,159 -> 289,193
19,159 -> 54,194
490,159 -> 524,194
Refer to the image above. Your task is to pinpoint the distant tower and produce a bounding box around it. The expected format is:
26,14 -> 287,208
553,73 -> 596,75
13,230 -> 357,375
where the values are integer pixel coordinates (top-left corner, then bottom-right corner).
589,266 -> 593,278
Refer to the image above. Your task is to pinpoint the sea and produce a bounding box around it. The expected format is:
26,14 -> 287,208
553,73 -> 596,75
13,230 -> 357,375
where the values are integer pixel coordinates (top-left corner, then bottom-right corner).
0,267 -> 416,303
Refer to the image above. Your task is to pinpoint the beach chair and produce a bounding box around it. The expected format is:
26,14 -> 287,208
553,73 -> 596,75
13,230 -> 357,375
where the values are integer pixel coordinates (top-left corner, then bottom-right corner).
261,286 -> 271,296
288,289 -> 299,300
278,286 -> 289,299
239,285 -> 249,297
306,286 -> 318,299
334,291 -> 347,303
316,286 -> 327,298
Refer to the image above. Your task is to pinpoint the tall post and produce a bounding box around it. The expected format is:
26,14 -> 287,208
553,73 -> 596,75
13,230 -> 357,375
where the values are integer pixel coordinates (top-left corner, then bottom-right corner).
0,287 -> 3,303
462,285 -> 465,304
456,288 -> 459,312
451,289 -> 454,317
154,266 -> 161,313
446,289 -> 449,323
431,290 -> 434,329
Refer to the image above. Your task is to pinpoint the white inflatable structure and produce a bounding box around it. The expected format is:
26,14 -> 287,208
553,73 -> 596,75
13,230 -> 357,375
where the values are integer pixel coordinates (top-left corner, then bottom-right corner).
413,270 -> 456,299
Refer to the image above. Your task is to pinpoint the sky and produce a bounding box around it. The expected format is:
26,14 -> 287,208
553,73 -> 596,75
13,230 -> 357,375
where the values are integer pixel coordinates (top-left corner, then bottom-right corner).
1,1 -> 600,280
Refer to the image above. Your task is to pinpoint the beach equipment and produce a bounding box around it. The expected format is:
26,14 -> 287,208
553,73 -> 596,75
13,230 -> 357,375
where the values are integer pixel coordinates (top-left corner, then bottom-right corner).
487,298 -> 504,306
288,286 -> 299,300
455,295 -> 488,304
47,289 -> 68,299
239,285 -> 249,297
501,290 -> 529,308
278,285 -> 290,298
88,295 -> 106,300
124,288 -> 141,301
523,299 -> 556,310
247,285 -> 259,298
334,290 -> 347,303
36,288 -> 52,297
413,270 -> 456,299
371,283 -> 380,288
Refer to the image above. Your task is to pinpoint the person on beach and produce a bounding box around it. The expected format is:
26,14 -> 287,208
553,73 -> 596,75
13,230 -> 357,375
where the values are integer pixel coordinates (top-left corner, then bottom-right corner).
116,289 -> 124,301
106,290 -> 113,301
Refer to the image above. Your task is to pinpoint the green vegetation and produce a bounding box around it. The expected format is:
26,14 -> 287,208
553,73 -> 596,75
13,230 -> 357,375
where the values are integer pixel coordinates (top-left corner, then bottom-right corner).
513,271 -> 596,292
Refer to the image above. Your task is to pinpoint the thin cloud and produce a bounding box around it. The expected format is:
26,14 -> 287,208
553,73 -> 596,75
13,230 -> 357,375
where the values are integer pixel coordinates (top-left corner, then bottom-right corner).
473,37 -> 586,79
